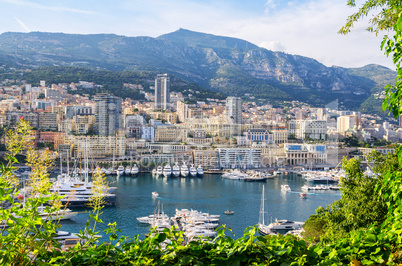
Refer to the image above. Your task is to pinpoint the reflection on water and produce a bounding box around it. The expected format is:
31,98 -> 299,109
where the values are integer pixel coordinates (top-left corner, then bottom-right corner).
59,173 -> 341,241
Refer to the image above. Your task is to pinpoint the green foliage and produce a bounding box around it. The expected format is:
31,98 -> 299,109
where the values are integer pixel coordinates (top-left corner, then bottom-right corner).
339,0 -> 399,34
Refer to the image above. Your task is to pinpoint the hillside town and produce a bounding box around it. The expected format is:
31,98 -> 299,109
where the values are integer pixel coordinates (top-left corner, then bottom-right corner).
0,72 -> 397,172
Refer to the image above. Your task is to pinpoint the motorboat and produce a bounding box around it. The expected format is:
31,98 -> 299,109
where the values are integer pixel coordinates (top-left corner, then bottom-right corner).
125,166 -> 131,175
152,169 -> 157,175
180,162 -> 189,177
281,184 -> 291,192
163,164 -> 172,178
152,191 -> 159,197
222,169 -> 247,180
172,162 -> 180,177
268,219 -> 304,234
224,210 -> 234,215
117,165 -> 125,176
105,167 -> 113,175
137,213 -> 169,224
185,229 -> 217,239
197,165 -> 204,176
299,193 -> 307,199
243,171 -> 269,182
189,164 -> 197,177
37,206 -> 78,221
52,231 -> 83,250
131,164 -> 139,175
50,173 -> 116,207
156,166 -> 163,176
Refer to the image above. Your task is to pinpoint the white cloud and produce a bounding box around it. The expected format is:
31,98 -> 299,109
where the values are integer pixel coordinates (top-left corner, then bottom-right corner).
211,0 -> 393,69
259,41 -> 286,51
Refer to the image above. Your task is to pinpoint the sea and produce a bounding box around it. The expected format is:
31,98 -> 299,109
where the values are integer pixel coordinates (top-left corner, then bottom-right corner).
59,173 -> 341,242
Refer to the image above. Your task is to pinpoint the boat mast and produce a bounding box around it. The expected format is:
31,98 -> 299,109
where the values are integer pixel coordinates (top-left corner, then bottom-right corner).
67,150 -> 69,175
60,151 -> 62,175
259,185 -> 265,225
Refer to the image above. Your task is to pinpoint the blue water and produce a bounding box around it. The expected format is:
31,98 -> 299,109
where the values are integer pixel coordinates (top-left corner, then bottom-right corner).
59,173 -> 341,242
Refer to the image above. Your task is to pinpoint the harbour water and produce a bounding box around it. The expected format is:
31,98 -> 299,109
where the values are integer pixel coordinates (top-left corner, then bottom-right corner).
59,173 -> 341,241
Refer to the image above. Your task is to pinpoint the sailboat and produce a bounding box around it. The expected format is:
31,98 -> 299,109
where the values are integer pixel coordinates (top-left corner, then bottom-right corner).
258,185 -> 272,236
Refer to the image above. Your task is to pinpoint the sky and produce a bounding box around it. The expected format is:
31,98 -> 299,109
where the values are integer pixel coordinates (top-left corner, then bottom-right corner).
0,0 -> 395,69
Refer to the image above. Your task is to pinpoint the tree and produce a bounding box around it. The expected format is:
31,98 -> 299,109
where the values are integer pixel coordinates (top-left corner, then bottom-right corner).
339,0 -> 399,34
340,1 -> 402,118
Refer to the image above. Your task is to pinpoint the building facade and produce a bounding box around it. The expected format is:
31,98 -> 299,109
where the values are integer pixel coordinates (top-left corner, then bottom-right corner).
94,94 -> 122,136
155,74 -> 170,110
218,148 -> 261,169
226,96 -> 242,124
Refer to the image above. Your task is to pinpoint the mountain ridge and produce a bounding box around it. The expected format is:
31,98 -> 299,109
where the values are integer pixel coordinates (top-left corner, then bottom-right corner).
0,29 -> 395,114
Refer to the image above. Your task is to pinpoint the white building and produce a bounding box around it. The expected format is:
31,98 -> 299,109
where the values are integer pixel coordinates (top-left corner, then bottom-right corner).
218,148 -> 261,169
284,143 -> 327,166
226,96 -> 242,124
141,126 -> 155,141
289,120 -> 326,140
155,74 -> 170,110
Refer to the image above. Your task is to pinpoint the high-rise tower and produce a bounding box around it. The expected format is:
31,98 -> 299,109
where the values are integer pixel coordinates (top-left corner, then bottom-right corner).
94,94 -> 122,136
226,96 -> 242,124
154,74 -> 170,110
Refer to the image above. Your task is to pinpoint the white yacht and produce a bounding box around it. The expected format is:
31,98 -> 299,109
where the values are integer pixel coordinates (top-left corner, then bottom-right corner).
106,167 -> 113,175
37,206 -> 78,221
163,164 -> 172,177
125,166 -> 131,175
172,162 -> 180,177
117,165 -> 125,176
197,165 -> 204,176
156,166 -> 163,176
281,184 -> 291,192
50,173 -> 116,207
268,219 -> 304,234
180,162 -> 189,177
189,164 -> 197,177
131,164 -> 139,175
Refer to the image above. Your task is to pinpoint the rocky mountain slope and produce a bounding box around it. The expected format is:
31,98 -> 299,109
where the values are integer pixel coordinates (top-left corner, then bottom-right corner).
0,29 -> 395,112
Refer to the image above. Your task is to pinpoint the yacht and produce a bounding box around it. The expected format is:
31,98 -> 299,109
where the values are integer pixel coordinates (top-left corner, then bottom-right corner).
197,165 -> 204,176
106,167 -> 113,175
163,164 -> 172,177
156,166 -> 163,176
131,164 -> 139,175
281,184 -> 291,192
152,191 -> 159,197
172,162 -> 180,177
185,229 -> 217,239
267,219 -> 304,234
37,206 -> 78,221
189,164 -> 197,177
117,165 -> 125,176
50,173 -> 116,207
180,162 -> 189,177
125,166 -> 131,175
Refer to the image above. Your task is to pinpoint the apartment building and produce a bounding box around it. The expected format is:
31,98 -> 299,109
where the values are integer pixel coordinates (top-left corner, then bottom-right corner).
218,148 -> 261,169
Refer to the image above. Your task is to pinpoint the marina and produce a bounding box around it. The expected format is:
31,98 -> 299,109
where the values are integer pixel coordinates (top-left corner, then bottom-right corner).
57,172 -> 341,242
